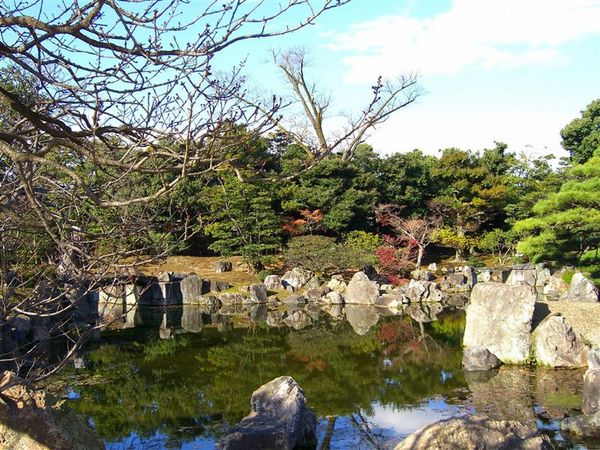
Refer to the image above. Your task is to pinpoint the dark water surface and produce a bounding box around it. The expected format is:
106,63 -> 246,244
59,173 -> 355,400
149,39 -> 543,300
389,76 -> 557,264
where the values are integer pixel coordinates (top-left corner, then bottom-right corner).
50,303 -> 596,449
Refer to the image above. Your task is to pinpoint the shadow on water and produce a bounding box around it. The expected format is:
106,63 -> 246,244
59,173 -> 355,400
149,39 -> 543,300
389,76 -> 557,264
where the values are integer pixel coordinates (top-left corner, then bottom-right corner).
47,302 -> 597,450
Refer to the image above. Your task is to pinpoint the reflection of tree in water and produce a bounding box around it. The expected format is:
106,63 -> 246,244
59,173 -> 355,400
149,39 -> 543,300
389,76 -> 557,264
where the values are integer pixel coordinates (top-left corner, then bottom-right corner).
56,311 -> 466,446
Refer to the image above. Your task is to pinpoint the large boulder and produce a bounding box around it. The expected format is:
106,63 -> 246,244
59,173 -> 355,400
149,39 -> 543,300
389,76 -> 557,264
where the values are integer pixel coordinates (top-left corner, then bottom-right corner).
583,369 -> 600,415
394,415 -> 553,450
248,284 -> 268,303
543,275 -> 568,299
281,268 -> 313,291
327,275 -> 347,293
405,279 -> 445,303
583,350 -> 600,415
533,315 -> 586,368
180,275 -> 209,303
462,347 -> 502,371
561,412 -> 600,438
263,275 -> 284,291
0,372 -> 102,450
344,272 -> 379,304
463,283 -> 537,364
219,376 -> 316,450
215,261 -> 233,273
322,291 -> 344,304
560,272 -> 599,302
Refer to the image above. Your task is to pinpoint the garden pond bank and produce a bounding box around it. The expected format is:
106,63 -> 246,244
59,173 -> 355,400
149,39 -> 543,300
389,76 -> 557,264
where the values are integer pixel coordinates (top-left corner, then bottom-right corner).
44,302 -> 600,449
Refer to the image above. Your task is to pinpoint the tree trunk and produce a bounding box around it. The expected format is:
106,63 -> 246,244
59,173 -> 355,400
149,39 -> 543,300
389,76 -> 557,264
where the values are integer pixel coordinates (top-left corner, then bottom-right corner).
416,246 -> 425,267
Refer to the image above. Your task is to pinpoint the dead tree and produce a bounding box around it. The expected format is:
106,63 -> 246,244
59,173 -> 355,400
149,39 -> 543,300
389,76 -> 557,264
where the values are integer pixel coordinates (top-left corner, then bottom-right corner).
268,48 -> 421,167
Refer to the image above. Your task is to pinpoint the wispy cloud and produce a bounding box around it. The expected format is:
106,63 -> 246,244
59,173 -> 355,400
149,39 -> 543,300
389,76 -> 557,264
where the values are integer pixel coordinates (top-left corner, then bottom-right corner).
329,0 -> 600,81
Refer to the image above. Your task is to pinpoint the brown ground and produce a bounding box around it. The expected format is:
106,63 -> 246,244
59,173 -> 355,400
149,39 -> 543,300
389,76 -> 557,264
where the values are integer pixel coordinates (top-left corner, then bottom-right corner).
140,256 -> 258,285
533,300 -> 600,348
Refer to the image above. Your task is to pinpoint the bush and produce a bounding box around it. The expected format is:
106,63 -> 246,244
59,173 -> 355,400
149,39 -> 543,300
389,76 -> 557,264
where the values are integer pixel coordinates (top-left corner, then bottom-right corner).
283,235 -> 377,273
562,269 -> 576,286
375,246 -> 412,284
284,235 -> 338,272
344,231 -> 382,252
256,269 -> 272,282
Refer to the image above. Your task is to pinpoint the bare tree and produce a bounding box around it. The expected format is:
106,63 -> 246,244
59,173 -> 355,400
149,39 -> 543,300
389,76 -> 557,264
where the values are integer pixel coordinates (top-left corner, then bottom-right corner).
269,48 -> 421,166
0,0 -> 350,380
375,204 -> 442,267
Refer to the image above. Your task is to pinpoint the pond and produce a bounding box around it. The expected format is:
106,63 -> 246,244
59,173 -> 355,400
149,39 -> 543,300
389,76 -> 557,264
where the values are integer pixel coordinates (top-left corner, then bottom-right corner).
48,303 -> 598,449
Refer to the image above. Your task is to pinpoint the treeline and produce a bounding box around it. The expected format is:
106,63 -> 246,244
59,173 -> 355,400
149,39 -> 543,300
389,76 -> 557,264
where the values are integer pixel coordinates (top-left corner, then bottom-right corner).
138,100 -> 599,280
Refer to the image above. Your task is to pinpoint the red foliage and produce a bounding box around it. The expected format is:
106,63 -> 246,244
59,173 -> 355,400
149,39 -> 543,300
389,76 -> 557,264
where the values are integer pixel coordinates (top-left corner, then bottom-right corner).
375,245 -> 413,284
282,209 -> 323,235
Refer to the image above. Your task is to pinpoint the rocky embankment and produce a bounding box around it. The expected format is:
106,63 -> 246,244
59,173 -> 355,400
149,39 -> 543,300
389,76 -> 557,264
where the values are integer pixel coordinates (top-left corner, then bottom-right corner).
0,371 -> 102,450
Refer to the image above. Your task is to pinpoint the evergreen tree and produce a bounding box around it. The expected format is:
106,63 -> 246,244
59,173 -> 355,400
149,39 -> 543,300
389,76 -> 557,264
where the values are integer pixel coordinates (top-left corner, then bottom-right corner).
514,149 -> 600,265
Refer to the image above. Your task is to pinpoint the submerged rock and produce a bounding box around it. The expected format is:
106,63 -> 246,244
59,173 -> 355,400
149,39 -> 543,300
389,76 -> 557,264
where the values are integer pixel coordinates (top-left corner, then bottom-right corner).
219,376 -> 316,450
283,309 -> 312,330
394,415 -> 553,450
462,347 -> 502,371
583,369 -> 600,415
0,371 -> 102,450
463,282 -> 537,364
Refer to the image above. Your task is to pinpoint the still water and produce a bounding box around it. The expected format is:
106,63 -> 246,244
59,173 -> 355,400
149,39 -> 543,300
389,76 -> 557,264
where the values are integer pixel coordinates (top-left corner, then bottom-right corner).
50,303 -> 596,449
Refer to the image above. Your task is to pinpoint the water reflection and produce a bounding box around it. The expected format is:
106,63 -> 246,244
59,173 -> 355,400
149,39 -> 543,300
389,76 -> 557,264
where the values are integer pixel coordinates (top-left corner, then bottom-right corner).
53,303 -> 591,449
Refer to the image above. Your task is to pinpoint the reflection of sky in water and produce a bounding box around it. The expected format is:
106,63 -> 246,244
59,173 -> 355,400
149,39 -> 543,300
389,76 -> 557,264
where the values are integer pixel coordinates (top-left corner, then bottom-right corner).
316,398 -> 474,450
106,431 -> 216,450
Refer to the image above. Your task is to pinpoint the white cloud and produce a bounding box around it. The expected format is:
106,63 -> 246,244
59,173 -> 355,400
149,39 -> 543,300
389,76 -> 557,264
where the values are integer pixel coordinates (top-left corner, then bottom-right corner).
330,0 -> 600,81
366,104 -> 573,157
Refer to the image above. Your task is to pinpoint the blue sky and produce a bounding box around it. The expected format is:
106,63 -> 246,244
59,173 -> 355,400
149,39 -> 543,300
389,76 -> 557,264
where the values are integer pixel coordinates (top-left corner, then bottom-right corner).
215,0 -> 600,157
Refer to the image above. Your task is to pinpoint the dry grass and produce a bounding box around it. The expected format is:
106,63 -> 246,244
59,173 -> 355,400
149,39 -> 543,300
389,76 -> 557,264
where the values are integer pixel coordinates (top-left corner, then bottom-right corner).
140,256 -> 258,285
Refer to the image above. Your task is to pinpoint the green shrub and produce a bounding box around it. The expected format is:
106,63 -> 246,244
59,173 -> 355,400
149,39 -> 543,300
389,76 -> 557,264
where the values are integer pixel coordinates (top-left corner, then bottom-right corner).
257,269 -> 272,282
562,270 -> 576,286
344,231 -> 382,252
283,235 -> 338,272
283,235 -> 376,273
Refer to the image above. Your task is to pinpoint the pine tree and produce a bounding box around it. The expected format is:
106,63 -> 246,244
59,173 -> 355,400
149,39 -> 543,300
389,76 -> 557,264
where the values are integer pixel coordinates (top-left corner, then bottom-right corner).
514,149 -> 600,265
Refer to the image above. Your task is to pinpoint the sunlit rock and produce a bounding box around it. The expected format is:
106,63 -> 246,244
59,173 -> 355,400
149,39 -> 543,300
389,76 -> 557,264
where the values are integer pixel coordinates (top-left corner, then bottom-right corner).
533,315 -> 586,368
219,376 -> 316,450
560,272 -> 599,302
281,267 -> 313,290
327,275 -> 347,293
0,371 -> 102,450
248,284 -> 268,303
345,271 -> 379,304
394,415 -> 553,450
462,347 -> 502,371
263,275 -> 284,291
463,282 -> 537,364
